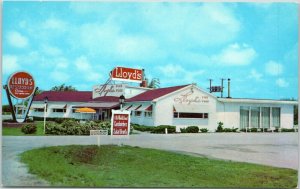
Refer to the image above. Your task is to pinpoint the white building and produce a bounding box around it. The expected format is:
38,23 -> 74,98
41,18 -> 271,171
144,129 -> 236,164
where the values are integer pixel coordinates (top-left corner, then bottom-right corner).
29,83 -> 297,132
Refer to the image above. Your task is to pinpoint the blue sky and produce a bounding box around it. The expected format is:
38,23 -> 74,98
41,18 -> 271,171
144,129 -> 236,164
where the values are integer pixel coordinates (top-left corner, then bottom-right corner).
2,2 -> 298,104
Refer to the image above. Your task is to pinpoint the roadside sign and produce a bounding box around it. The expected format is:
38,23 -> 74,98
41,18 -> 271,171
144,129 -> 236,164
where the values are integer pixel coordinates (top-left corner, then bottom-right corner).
90,130 -> 108,146
111,110 -> 130,136
8,71 -> 35,99
110,67 -> 143,83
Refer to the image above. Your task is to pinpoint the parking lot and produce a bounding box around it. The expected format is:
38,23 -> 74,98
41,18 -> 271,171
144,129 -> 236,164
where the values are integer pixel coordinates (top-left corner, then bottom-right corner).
2,132 -> 298,186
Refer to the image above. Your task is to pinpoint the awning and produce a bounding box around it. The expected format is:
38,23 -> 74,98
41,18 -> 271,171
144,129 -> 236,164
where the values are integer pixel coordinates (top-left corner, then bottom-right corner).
173,104 -> 210,113
126,105 -> 138,111
75,107 -> 96,113
31,104 -> 45,109
73,102 -> 119,109
121,104 -> 133,110
49,104 -> 67,109
135,104 -> 152,111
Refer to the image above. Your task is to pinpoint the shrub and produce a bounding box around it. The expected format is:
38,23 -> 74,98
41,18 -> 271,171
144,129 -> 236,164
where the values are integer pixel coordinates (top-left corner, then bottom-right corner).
250,128 -> 258,132
21,124 -> 37,134
151,125 -> 176,134
281,128 -> 295,132
186,126 -> 199,133
200,128 -> 208,133
133,124 -> 155,132
216,122 -> 224,132
180,128 -> 187,133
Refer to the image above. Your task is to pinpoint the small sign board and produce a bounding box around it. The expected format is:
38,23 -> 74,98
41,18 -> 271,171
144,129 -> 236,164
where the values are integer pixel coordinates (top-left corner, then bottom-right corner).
111,67 -> 143,83
111,110 -> 130,136
93,84 -> 125,99
211,86 -> 222,92
8,71 -> 35,99
90,130 -> 108,136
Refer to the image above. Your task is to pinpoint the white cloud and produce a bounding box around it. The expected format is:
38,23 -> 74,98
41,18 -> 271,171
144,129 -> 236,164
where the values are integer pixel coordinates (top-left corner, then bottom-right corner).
212,43 -> 257,66
7,31 -> 28,48
3,55 -> 20,75
74,56 -> 102,81
276,78 -> 289,87
249,69 -> 262,81
42,45 -> 62,56
158,64 -> 185,77
265,60 -> 283,76
141,3 -> 240,46
43,18 -> 67,31
50,71 -> 70,82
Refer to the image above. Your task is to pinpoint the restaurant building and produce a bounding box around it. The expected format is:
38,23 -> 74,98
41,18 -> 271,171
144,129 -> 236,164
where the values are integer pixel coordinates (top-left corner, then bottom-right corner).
29,83 -> 297,132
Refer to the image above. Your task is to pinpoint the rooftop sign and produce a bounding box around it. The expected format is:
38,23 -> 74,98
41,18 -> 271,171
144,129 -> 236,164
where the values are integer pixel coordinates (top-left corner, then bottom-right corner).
7,71 -> 35,99
93,84 -> 125,99
111,67 -> 143,83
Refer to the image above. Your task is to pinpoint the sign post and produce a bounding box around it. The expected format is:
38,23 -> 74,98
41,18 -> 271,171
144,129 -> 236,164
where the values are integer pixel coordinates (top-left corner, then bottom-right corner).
90,130 -> 108,147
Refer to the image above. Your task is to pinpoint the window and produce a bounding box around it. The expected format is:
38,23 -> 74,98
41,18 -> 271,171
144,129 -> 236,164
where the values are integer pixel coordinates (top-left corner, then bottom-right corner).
53,109 -> 66,113
240,106 -> 249,129
251,107 -> 260,128
272,107 -> 280,128
144,111 -> 152,117
35,108 -> 45,112
261,107 -> 270,129
134,111 -> 141,117
72,109 -> 77,113
173,112 -> 208,119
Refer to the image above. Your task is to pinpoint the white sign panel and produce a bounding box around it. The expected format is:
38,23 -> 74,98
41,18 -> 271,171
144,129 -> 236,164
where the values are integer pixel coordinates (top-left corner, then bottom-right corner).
93,84 -> 125,99
111,110 -> 130,137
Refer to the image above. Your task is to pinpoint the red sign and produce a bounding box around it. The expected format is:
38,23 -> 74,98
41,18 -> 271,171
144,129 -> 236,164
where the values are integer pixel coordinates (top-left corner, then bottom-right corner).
8,71 -> 35,99
112,113 -> 130,135
111,67 -> 143,83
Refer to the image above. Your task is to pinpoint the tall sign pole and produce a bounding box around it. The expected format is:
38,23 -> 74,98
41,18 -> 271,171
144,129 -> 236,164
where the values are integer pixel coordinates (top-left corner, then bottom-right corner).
3,85 -> 16,122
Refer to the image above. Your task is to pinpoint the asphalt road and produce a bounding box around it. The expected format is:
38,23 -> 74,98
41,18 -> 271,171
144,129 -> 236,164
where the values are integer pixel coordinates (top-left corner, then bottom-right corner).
1,132 -> 298,186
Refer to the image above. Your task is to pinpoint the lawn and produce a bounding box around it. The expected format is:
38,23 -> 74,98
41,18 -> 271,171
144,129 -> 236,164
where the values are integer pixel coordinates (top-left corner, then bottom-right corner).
2,121 -> 45,136
20,145 -> 297,188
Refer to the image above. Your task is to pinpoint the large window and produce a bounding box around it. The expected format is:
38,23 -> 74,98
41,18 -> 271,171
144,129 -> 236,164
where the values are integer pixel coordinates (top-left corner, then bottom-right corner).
261,107 -> 270,128
53,108 -> 66,113
272,107 -> 280,128
251,107 -> 260,128
240,106 -> 249,129
173,112 -> 208,119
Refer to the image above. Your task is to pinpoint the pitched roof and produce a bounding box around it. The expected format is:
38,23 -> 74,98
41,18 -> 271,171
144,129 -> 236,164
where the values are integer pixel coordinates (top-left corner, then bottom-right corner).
91,96 -> 120,102
126,85 -> 189,102
33,91 -> 93,102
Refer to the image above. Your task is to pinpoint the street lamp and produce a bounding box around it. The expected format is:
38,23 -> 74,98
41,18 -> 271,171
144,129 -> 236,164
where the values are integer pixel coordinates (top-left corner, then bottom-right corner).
43,96 -> 48,134
119,95 -> 125,110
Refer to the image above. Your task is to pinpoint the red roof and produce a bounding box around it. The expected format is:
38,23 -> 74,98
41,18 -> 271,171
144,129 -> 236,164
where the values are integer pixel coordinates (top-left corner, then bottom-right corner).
91,96 -> 120,102
33,91 -> 93,102
126,85 -> 189,102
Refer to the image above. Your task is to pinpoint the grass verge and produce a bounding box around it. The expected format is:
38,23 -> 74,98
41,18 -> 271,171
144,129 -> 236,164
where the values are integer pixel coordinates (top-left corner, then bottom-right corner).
20,145 -> 297,188
2,121 -> 45,136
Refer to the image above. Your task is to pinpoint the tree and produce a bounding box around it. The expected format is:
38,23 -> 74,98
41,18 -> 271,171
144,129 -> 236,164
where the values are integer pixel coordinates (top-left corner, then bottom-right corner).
50,84 -> 77,91
147,78 -> 160,89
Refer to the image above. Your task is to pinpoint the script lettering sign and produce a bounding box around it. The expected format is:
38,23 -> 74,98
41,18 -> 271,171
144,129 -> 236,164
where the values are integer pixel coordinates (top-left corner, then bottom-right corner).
111,67 -> 143,83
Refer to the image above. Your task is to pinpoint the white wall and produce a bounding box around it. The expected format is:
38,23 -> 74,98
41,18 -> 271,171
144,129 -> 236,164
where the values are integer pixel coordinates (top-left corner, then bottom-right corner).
217,101 -> 295,129
125,87 -> 150,99
125,102 -> 154,126
154,86 -> 218,132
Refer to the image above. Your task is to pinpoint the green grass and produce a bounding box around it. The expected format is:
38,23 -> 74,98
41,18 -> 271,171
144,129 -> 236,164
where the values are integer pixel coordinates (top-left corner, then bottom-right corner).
20,145 -> 297,188
2,121 -> 45,136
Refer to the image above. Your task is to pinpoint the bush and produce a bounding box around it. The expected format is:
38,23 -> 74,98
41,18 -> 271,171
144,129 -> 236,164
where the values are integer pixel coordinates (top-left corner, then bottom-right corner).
216,122 -> 224,132
200,128 -> 208,133
250,128 -> 258,132
32,117 -> 78,123
132,124 -> 155,132
151,125 -> 176,134
281,128 -> 295,132
21,124 -> 37,134
186,126 -> 199,133
180,128 -> 187,133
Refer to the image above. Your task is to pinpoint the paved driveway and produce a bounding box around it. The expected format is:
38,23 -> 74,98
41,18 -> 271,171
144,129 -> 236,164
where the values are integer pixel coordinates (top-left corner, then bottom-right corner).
1,133 -> 298,186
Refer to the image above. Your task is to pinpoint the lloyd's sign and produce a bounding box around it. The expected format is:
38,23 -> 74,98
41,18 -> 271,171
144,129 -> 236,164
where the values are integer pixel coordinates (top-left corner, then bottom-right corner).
4,71 -> 37,123
111,67 -> 143,83
111,110 -> 130,137
93,84 -> 125,99
8,71 -> 35,99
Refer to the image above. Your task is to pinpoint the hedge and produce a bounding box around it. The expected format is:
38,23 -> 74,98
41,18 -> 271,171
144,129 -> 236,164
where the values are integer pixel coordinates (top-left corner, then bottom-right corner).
21,124 -> 37,134
132,124 -> 155,132
151,125 -> 176,134
186,126 -> 199,133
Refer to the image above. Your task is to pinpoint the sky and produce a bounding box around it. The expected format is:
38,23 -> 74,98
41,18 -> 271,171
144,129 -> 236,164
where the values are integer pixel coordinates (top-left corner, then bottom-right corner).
2,2 -> 299,104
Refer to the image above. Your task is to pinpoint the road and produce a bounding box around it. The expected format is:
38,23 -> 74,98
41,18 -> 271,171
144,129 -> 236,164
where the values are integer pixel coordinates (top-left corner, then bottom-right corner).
1,132 -> 298,186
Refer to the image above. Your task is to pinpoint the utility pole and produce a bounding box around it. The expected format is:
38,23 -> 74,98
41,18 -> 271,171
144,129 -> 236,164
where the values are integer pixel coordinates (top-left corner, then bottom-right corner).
208,79 -> 213,93
221,78 -> 226,98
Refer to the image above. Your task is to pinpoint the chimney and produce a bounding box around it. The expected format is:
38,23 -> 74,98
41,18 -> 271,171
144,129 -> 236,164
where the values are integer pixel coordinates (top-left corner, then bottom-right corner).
227,78 -> 231,98
209,79 -> 213,93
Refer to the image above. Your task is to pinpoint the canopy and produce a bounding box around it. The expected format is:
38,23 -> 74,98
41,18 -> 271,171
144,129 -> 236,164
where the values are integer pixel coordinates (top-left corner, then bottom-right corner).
75,107 -> 96,113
